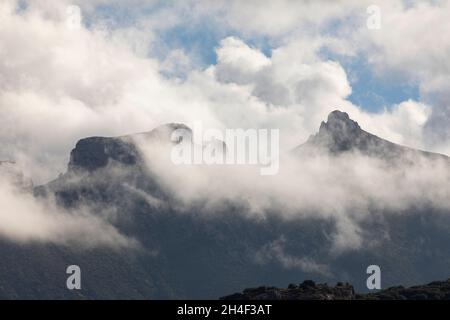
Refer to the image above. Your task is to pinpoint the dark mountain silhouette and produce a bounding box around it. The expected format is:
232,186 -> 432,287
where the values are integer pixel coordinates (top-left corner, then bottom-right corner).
1,110 -> 450,299
68,123 -> 190,173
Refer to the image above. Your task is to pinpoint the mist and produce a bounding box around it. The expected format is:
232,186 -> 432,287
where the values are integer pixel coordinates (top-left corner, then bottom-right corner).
134,132 -> 450,252
0,164 -> 135,248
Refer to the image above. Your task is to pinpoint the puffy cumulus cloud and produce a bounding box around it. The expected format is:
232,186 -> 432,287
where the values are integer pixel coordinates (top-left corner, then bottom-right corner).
215,37 -> 271,84
0,165 -> 134,248
214,37 -> 351,107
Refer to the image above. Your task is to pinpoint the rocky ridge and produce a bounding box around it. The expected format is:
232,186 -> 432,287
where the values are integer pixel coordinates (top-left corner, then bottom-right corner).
221,278 -> 450,300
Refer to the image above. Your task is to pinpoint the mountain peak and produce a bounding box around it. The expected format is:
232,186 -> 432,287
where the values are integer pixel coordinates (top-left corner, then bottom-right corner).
319,110 -> 362,139
326,110 -> 358,126
308,110 -> 365,153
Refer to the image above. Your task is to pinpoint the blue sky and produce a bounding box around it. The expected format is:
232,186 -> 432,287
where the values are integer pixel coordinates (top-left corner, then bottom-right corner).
338,55 -> 421,112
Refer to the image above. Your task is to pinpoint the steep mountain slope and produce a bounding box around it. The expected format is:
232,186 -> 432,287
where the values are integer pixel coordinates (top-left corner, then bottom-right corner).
1,110 -> 450,299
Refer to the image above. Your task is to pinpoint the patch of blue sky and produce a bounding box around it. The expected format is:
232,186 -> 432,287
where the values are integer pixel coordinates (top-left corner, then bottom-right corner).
83,2 -> 152,29
341,55 -> 420,112
160,23 -> 221,66
160,24 -> 273,67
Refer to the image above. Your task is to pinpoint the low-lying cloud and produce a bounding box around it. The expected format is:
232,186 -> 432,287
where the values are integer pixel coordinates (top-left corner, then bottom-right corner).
135,134 -> 450,252
0,166 -> 135,248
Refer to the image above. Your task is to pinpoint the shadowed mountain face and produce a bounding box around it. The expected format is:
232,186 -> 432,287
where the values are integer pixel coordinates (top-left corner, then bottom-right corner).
1,111 -> 450,299
68,123 -> 191,173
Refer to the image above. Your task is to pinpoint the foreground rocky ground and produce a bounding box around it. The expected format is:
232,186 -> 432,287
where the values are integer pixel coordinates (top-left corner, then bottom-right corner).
221,279 -> 450,300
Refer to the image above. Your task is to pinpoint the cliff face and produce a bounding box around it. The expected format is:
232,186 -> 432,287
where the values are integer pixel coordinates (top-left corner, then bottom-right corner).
68,137 -> 140,172
221,278 -> 450,300
67,123 -> 191,173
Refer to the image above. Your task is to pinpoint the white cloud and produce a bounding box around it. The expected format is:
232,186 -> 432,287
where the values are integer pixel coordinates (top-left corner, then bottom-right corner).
255,236 -> 331,276
215,37 -> 271,84
220,0 -> 365,37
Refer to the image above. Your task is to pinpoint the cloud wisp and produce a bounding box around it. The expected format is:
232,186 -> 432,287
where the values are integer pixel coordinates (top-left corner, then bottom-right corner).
0,163 -> 135,249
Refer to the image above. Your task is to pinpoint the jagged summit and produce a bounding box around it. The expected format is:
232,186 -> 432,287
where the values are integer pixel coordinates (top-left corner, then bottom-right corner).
296,110 -> 449,161
321,110 -> 361,134
306,110 -> 369,153
326,110 -> 353,123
